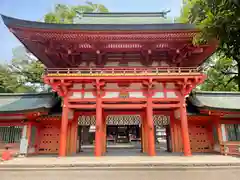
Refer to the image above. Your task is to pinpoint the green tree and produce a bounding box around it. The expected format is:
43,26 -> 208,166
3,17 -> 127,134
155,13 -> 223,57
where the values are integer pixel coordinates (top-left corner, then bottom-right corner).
200,54 -> 238,91
3,2 -> 109,93
0,64 -> 13,93
9,46 -> 46,92
0,63 -> 36,93
179,0 -> 240,91
44,2 -> 108,23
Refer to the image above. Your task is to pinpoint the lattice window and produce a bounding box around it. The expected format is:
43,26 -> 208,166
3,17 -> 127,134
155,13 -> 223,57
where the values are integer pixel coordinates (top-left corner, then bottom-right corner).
78,115 -> 96,125
107,115 -> 141,125
225,124 -> 240,141
0,126 -> 22,144
153,115 -> 170,126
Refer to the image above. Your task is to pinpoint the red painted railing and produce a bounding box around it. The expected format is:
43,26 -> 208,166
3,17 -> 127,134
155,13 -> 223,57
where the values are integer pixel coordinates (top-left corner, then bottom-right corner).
220,142 -> 240,156
45,67 -> 201,76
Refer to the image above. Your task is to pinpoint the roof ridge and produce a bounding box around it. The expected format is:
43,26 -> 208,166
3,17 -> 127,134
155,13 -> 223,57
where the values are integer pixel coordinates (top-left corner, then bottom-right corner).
79,12 -> 169,18
194,91 -> 240,95
0,92 -> 55,96
1,14 -> 196,28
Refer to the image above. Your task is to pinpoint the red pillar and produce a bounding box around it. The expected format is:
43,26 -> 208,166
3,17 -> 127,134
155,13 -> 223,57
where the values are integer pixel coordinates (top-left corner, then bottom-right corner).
102,114 -> 107,155
180,98 -> 192,156
147,94 -> 156,156
143,114 -> 149,153
59,97 -> 69,157
27,122 -> 32,145
169,112 -> 175,152
95,94 -> 102,156
215,116 -> 223,144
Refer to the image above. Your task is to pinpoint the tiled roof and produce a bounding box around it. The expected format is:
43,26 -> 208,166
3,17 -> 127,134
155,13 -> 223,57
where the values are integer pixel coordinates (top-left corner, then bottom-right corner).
189,91 -> 240,111
1,14 -> 196,31
0,93 -> 58,113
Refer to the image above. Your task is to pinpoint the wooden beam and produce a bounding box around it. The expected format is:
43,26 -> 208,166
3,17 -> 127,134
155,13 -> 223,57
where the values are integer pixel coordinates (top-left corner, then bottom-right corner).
102,104 -> 146,109
152,103 -> 180,109
68,104 -> 96,109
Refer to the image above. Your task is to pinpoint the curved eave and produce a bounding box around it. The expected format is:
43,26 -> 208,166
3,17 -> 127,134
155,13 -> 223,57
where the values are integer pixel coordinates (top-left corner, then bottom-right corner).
199,106 -> 240,112
190,91 -> 240,112
1,14 -> 198,31
0,92 -> 59,113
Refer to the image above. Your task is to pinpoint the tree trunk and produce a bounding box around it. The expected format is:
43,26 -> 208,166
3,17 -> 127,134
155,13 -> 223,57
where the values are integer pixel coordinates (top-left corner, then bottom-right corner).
238,62 -> 240,91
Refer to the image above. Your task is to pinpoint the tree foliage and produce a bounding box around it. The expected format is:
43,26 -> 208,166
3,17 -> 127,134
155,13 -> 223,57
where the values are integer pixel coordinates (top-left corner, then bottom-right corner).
8,46 -> 46,92
179,0 -> 240,91
44,2 -> 108,23
200,54 -> 238,91
0,63 -> 36,93
0,2 -> 109,93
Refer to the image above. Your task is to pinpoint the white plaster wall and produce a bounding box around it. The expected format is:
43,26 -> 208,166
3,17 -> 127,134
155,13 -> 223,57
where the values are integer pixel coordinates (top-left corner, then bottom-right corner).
21,125 -> 27,139
71,92 -> 82,98
221,124 -> 227,142
166,83 -> 175,89
105,62 -> 119,66
128,83 -> 142,90
153,83 -> 164,91
103,92 -> 119,98
85,84 -> 94,89
104,83 -> 118,89
19,125 -> 28,155
103,92 -> 145,98
84,92 -> 95,98
128,61 -> 143,66
71,92 -> 95,99
72,83 -> 82,89
166,92 -> 177,98
152,92 -> 164,98
129,92 -> 145,98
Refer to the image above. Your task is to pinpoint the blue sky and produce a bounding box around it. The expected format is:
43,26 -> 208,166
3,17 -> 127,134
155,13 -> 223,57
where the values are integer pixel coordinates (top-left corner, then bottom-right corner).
0,0 -> 182,63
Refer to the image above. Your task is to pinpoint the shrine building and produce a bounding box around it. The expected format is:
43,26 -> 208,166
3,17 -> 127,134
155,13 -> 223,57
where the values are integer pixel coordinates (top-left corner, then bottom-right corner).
0,13 -> 239,157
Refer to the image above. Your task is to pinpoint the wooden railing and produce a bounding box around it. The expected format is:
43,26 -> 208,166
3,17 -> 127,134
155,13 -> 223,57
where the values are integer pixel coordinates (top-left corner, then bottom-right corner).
220,142 -> 240,156
45,67 -> 202,77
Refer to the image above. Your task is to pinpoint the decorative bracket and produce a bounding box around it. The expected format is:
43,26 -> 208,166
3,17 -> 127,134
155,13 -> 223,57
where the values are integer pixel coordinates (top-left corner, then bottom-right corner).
46,80 -> 73,97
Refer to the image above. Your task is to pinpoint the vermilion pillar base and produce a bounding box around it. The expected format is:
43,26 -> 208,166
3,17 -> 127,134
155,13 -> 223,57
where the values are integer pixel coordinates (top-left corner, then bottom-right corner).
102,115 -> 107,154
95,97 -> 102,157
215,117 -> 223,145
143,116 -> 148,153
169,112 -> 175,152
59,100 -> 69,157
180,100 -> 192,156
147,98 -> 156,156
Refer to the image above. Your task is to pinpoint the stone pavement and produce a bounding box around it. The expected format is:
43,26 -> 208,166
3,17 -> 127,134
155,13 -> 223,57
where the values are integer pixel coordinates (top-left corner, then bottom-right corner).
1,151 -> 240,170
2,169 -> 240,180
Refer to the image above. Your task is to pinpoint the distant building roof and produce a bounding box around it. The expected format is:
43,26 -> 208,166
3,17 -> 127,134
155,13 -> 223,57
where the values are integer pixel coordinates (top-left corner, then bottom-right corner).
0,93 -> 58,113
189,91 -> 240,111
75,12 -> 173,24
81,12 -> 168,17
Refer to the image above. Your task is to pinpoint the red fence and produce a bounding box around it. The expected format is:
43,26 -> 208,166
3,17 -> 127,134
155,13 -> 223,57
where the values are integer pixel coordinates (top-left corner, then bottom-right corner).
45,67 -> 201,76
221,142 -> 240,156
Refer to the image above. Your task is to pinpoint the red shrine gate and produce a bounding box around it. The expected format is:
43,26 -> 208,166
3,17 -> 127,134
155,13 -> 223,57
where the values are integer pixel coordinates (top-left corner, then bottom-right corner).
1,13 -> 217,157
44,67 -> 205,156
